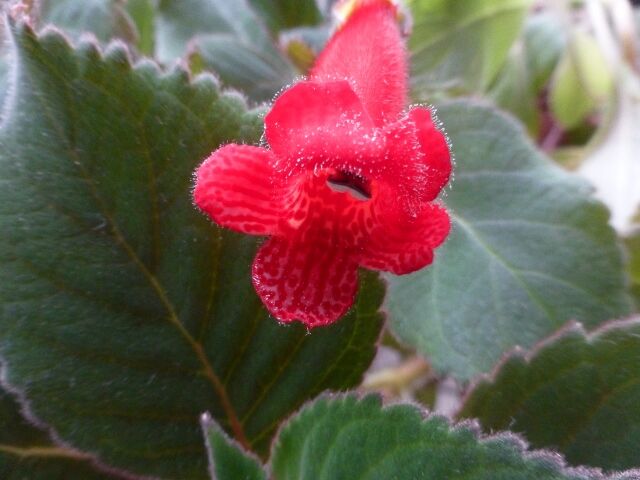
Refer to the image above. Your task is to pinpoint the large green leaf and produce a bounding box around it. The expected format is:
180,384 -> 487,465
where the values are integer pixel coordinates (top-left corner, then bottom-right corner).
269,393 -> 614,479
0,54 -> 8,110
386,101 -> 632,380
0,387 -> 114,479
0,22 -> 384,479
202,414 -> 266,480
459,319 -> 640,472
409,0 -> 531,97
625,229 -> 640,307
39,0 -> 138,44
155,0 -> 296,102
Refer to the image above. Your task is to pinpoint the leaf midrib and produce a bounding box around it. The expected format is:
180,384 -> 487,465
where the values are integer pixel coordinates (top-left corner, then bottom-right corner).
10,29 -> 250,449
453,214 -> 555,325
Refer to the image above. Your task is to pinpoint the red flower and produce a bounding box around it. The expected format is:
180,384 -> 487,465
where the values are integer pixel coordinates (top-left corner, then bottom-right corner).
194,0 -> 451,327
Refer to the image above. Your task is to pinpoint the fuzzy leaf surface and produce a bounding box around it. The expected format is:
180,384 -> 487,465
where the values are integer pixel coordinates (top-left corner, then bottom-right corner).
0,388 -> 113,479
270,393 -> 611,480
460,319 -> 640,472
625,230 -> 640,307
202,415 -> 266,480
0,22 -> 384,479
386,101 -> 632,379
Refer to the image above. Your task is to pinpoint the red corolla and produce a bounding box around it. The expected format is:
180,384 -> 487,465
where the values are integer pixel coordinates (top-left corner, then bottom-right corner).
194,0 -> 451,327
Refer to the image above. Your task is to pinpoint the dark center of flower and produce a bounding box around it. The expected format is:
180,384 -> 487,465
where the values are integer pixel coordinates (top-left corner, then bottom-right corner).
326,170 -> 372,201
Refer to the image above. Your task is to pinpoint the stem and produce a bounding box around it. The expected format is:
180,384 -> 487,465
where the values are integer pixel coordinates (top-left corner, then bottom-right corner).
362,356 -> 431,394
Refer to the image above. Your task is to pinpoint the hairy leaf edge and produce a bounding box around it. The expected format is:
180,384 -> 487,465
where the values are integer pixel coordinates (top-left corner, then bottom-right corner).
267,391 -> 640,479
201,412 -> 267,480
0,17 -> 264,480
383,97 -> 635,378
456,315 -> 640,475
459,315 -> 640,410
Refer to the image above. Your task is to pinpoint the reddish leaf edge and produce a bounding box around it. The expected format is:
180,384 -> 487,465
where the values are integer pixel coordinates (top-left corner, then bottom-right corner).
455,316 -> 640,476
264,391 -> 640,480
0,362 -> 150,480
0,17 -> 263,480
382,97 -> 633,379
458,315 -> 640,412
201,412 -> 267,480
1,15 -> 264,128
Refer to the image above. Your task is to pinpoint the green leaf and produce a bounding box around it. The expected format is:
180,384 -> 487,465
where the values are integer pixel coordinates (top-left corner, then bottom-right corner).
0,388 -> 112,479
624,229 -> 640,308
459,319 -> 640,471
39,0 -> 138,45
270,393 -> 609,479
125,0 -> 156,56
409,0 -> 531,96
550,30 -> 614,129
385,100 -> 633,380
522,12 -> 566,93
202,414 -> 266,480
489,12 -> 566,135
155,0 -> 296,102
188,36 -> 295,103
248,0 -> 323,33
488,47 -> 540,134
0,54 -> 8,109
0,22 -> 384,479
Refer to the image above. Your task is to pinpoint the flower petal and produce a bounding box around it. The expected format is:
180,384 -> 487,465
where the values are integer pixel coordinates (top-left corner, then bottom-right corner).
376,107 -> 451,215
265,80 -> 375,167
194,145 -> 281,236
252,237 -> 359,327
360,203 -> 450,274
311,0 -> 407,126
408,107 -> 452,201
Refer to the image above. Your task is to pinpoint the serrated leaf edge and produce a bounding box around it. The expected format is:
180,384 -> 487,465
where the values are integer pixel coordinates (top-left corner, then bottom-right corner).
457,316 -> 640,478
0,361 -> 153,480
201,412 -> 267,480
461,315 -> 640,404
269,391 -> 640,479
0,17 -> 257,480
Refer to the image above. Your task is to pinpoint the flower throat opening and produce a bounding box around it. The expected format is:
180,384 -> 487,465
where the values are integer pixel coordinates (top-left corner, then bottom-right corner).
326,170 -> 372,201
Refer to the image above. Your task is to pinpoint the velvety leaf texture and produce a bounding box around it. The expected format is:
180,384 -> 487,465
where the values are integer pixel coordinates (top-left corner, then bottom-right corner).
270,393 -> 620,480
625,231 -> 640,307
202,414 -> 266,480
0,388 -> 111,479
386,101 -> 632,379
0,21 -> 384,479
459,319 -> 640,472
